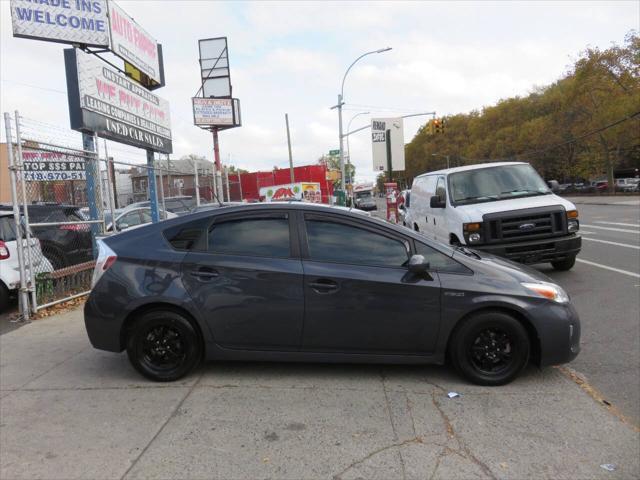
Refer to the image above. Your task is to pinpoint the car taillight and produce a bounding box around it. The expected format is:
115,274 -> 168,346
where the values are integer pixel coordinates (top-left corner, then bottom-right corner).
0,240 -> 9,260
91,239 -> 117,288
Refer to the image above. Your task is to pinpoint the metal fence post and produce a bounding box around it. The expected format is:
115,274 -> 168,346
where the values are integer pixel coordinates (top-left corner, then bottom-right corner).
158,158 -> 166,214
147,150 -> 159,222
14,111 -> 38,313
194,160 -> 201,207
224,166 -> 230,202
4,112 -> 30,321
93,133 -> 105,233
82,133 -> 99,255
102,139 -> 117,233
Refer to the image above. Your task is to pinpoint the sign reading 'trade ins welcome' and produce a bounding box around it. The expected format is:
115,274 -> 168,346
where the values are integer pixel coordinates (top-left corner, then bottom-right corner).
10,0 -> 109,47
65,48 -> 172,153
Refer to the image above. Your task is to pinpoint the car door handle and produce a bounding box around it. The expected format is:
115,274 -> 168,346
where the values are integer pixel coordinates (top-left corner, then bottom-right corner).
190,269 -> 219,280
308,279 -> 339,293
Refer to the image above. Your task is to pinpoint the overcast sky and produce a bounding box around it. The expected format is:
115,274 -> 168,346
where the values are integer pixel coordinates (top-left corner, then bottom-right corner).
1,0 -> 637,183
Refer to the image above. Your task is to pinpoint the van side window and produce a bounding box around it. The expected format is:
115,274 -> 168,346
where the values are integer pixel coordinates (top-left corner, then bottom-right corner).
435,177 -> 446,200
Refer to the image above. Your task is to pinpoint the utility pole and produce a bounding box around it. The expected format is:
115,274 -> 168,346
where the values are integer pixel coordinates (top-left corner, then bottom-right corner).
212,128 -> 224,202
285,113 -> 295,184
386,129 -> 393,182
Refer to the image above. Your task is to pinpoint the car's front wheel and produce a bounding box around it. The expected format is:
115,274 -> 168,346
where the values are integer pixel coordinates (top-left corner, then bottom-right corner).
126,310 -> 202,382
450,311 -> 530,386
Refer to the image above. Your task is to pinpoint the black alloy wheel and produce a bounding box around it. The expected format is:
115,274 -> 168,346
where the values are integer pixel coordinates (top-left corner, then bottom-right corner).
126,310 -> 202,381
450,311 -> 530,386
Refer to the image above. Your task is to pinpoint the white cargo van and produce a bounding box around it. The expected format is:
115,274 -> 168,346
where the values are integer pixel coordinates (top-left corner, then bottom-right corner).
404,162 -> 581,270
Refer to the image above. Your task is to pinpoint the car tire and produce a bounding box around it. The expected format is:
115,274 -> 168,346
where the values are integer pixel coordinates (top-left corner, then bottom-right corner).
450,311 -> 530,386
0,282 -> 9,312
551,256 -> 576,271
126,310 -> 202,382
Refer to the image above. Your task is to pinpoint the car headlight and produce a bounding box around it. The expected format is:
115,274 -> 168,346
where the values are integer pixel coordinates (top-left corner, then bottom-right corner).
567,210 -> 579,232
521,282 -> 570,303
463,222 -> 483,244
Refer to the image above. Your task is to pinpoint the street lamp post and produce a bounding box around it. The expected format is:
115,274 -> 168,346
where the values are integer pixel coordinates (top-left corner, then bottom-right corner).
334,48 -> 391,202
345,111 -> 370,190
432,153 -> 450,169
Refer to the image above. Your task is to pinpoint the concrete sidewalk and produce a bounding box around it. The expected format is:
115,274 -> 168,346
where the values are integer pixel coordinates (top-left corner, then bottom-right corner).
1,309 -> 638,480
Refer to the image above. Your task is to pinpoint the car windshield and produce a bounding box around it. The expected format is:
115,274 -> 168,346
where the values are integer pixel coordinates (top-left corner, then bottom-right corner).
449,164 -> 550,205
355,192 -> 372,200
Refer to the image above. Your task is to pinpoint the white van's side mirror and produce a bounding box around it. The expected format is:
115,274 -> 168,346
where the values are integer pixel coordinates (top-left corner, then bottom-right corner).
430,195 -> 445,208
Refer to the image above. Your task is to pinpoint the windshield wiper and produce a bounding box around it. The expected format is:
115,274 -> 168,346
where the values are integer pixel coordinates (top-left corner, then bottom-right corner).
500,189 -> 548,197
455,195 -> 499,203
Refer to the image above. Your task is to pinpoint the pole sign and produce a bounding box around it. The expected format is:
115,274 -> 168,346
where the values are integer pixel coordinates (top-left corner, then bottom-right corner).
21,151 -> 86,182
193,98 -> 239,126
108,1 -> 161,84
10,0 -> 109,47
371,117 -> 405,172
64,48 -> 172,153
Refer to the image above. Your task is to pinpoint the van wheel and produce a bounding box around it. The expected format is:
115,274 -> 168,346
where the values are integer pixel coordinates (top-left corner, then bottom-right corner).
126,310 -> 202,382
450,311 -> 530,386
551,256 -> 576,271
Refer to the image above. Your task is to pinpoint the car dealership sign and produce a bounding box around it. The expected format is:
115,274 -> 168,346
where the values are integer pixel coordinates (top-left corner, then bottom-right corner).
21,151 -> 87,182
10,0 -> 109,47
65,48 -> 172,153
108,1 -> 161,84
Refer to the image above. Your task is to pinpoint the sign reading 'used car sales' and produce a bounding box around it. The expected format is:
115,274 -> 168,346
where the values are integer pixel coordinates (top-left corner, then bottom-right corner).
64,48 -> 172,153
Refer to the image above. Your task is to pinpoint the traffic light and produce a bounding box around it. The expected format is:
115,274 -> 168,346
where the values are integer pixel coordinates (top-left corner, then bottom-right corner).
433,118 -> 446,134
432,119 -> 441,134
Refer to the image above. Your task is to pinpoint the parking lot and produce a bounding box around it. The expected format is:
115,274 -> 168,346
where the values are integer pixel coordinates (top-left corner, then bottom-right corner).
0,195 -> 638,479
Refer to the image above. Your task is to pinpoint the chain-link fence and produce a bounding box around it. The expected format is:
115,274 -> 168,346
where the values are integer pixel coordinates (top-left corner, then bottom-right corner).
3,112 -> 107,317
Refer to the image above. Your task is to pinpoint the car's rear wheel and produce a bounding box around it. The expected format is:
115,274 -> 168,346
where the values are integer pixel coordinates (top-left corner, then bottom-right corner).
450,311 -> 530,386
551,256 -> 576,271
126,310 -> 202,382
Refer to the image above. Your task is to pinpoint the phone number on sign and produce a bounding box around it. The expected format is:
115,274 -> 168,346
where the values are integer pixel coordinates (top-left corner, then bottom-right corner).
23,172 -> 87,181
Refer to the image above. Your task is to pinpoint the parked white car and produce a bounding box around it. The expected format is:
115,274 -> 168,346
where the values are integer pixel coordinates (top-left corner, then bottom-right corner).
404,162 -> 581,270
0,211 -> 54,311
106,207 -> 178,232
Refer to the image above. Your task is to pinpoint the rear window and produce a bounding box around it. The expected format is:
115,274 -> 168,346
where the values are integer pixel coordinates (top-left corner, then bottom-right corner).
0,217 -> 17,242
163,218 -> 209,251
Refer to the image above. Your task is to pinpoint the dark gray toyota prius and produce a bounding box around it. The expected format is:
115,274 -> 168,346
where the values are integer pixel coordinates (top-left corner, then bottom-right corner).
85,203 -> 580,385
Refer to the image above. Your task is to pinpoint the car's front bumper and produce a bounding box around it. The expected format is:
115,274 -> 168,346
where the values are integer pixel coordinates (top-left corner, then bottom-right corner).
532,301 -> 581,366
474,234 -> 581,264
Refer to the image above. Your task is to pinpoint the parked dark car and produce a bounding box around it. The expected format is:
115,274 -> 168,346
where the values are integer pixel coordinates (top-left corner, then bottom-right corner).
0,204 -> 93,269
85,203 -> 580,385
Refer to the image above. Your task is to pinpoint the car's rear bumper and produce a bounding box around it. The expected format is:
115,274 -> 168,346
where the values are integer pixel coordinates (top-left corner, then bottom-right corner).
474,234 -> 581,264
84,290 -> 126,352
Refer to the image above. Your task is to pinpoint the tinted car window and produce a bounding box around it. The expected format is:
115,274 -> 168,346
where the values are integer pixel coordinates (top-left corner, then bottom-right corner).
0,217 -> 17,242
164,217 -> 209,251
209,216 -> 290,258
306,219 -> 408,267
415,241 -> 470,273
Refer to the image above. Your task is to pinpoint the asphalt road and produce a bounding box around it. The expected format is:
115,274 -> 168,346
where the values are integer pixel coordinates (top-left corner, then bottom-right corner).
539,201 -> 640,424
374,196 -> 640,425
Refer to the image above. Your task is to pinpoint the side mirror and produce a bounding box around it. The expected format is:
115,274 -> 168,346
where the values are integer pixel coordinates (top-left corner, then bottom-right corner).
430,195 -> 445,208
408,254 -> 430,274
